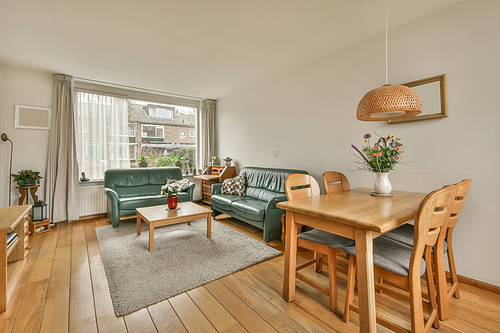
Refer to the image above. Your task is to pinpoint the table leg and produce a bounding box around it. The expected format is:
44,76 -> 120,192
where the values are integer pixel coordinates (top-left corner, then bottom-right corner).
137,214 -> 141,235
283,211 -> 297,302
149,223 -> 154,252
18,188 -> 27,205
207,213 -> 211,238
355,229 -> 377,333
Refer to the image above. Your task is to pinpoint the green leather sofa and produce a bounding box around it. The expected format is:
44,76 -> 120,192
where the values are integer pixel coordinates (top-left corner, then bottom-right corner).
211,166 -> 308,243
104,167 -> 194,228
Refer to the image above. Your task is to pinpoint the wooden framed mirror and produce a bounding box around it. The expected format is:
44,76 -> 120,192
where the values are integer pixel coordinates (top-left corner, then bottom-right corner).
388,74 -> 448,124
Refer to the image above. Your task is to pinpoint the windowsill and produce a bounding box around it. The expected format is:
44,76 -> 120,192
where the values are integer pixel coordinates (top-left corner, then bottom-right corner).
79,180 -> 104,187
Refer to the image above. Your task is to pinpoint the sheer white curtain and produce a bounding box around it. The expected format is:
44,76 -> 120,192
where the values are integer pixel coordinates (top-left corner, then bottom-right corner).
45,74 -> 79,222
74,89 -> 129,180
197,99 -> 216,170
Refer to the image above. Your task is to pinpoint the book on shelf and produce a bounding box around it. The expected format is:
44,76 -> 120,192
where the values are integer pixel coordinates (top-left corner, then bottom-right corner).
7,232 -> 19,248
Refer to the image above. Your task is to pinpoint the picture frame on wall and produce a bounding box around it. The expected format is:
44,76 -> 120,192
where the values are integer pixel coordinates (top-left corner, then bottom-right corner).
14,105 -> 52,130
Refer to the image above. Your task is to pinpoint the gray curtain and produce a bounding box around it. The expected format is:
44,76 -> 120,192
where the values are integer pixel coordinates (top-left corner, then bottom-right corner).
45,74 -> 79,222
197,99 -> 216,170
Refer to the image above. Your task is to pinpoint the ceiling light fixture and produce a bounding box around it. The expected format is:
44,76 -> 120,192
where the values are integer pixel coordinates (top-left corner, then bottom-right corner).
356,0 -> 422,121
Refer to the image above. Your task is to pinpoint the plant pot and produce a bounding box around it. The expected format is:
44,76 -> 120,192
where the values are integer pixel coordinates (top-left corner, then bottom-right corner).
20,180 -> 37,187
167,196 -> 179,209
374,172 -> 392,194
225,161 -> 232,166
138,162 -> 148,168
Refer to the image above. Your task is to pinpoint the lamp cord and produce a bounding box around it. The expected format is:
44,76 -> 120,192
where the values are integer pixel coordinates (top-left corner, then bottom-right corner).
7,139 -> 13,206
385,0 -> 389,85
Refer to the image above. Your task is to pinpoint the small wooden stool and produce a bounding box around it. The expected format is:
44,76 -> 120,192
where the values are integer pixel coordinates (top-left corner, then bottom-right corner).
29,218 -> 52,235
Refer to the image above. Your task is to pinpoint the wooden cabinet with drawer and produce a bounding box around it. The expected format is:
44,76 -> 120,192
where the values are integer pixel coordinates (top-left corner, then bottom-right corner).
195,166 -> 236,205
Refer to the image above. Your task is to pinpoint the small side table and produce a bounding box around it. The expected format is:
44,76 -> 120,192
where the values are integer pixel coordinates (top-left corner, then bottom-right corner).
29,218 -> 52,235
16,185 -> 39,206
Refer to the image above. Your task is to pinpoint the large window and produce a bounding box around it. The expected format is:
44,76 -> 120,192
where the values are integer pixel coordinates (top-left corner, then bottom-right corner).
75,89 -> 129,180
74,85 -> 199,180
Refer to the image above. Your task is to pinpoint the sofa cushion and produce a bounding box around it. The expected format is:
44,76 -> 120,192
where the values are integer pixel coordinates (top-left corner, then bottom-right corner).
241,167 -> 308,194
119,196 -> 160,210
221,172 -> 246,196
211,194 -> 244,211
230,198 -> 267,222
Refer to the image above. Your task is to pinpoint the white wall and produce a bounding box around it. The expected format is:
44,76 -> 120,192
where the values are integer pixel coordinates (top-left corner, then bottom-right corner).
0,68 -> 53,207
216,0 -> 500,286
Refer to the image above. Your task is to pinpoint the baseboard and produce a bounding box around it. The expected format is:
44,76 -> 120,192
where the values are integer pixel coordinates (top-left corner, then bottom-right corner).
75,213 -> 107,222
450,272 -> 500,295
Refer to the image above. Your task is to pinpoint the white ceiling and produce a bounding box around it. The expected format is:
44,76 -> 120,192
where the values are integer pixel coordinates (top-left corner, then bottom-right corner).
0,0 -> 462,99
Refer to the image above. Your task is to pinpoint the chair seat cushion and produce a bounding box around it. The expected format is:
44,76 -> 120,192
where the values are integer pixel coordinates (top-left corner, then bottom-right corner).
382,223 -> 448,253
342,237 -> 426,277
230,198 -> 267,222
298,229 -> 354,249
211,194 -> 245,211
119,196 -> 159,210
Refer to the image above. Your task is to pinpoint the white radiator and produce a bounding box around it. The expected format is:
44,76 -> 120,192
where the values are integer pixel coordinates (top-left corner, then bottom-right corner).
79,185 -> 107,217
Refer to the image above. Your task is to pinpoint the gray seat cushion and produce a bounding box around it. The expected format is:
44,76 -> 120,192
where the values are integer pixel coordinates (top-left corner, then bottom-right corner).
231,198 -> 267,222
342,237 -> 426,277
298,229 -> 354,249
382,223 -> 448,253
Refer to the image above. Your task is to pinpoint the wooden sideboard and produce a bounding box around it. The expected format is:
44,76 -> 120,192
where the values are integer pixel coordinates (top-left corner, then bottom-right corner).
194,166 -> 236,205
0,205 -> 31,312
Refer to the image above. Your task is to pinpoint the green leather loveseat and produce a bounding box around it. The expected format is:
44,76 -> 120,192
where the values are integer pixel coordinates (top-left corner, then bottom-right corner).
104,167 -> 194,228
211,166 -> 308,243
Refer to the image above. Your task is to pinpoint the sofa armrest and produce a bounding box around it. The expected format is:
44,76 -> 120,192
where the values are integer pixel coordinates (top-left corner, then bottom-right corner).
212,183 -> 222,195
266,195 -> 288,211
183,183 -> 195,201
262,194 -> 288,243
104,188 -> 120,228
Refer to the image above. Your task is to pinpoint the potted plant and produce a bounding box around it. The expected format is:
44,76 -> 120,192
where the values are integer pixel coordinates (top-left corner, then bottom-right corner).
161,181 -> 184,209
136,153 -> 149,167
223,157 -> 233,166
11,170 -> 43,186
211,156 -> 219,165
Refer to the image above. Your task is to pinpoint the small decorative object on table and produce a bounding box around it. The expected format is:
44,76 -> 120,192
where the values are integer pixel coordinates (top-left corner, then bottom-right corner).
211,156 -> 219,165
11,169 -> 42,186
223,157 -> 233,166
351,131 -> 405,196
161,179 -> 190,210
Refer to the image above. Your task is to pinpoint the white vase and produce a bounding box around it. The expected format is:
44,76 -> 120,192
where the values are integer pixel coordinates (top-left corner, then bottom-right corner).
374,172 -> 392,194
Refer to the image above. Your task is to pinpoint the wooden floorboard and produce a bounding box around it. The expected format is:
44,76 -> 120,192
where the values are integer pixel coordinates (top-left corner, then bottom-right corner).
2,216 -> 500,333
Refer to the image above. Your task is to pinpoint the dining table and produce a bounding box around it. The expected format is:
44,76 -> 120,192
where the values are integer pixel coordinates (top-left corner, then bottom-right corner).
277,187 -> 427,333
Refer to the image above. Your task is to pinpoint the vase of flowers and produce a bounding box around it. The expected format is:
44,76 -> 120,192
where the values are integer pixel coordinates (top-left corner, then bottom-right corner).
161,181 -> 184,209
11,170 -> 43,186
223,157 -> 233,166
351,131 -> 404,195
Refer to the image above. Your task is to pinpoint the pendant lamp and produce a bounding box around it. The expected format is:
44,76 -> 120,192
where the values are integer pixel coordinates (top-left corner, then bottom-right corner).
356,0 -> 422,121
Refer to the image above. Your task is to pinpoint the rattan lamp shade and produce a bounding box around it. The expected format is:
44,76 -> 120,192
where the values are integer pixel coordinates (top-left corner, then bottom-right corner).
356,84 -> 422,121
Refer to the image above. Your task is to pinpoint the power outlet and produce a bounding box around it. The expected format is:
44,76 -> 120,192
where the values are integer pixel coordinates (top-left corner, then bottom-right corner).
273,150 -> 278,157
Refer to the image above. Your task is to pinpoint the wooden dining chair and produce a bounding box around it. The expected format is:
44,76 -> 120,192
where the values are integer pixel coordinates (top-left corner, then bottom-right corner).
322,171 -> 350,194
381,179 -> 472,319
285,174 -> 354,312
342,185 -> 456,332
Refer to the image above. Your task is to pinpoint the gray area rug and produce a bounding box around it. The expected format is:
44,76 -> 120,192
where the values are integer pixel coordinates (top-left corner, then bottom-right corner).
95,219 -> 282,316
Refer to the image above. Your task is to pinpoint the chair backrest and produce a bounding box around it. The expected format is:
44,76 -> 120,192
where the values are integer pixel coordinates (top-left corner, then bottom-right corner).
447,179 -> 472,230
410,185 -> 456,275
285,174 -> 320,200
322,171 -> 350,194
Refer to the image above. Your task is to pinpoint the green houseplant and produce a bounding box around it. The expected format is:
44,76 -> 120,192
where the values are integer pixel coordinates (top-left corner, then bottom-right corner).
11,170 -> 43,186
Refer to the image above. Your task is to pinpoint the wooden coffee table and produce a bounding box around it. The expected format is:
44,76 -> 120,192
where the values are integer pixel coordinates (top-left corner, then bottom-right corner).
136,202 -> 212,252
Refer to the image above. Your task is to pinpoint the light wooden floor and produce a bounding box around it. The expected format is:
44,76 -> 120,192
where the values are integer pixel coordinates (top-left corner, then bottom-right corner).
1,215 -> 499,333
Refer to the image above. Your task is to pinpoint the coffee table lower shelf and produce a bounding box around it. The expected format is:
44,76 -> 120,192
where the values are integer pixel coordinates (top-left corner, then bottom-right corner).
136,202 -> 212,252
